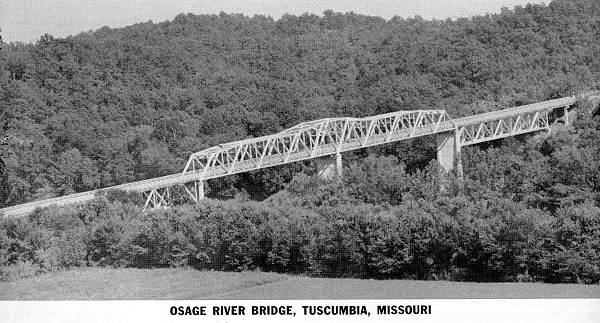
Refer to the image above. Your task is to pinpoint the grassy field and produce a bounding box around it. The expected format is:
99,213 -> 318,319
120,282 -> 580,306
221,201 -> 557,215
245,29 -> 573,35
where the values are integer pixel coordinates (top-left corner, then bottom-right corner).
0,268 -> 599,300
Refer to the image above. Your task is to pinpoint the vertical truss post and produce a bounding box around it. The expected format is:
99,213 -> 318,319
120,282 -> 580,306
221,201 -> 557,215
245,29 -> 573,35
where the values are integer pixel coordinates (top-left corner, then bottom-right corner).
564,106 -> 569,125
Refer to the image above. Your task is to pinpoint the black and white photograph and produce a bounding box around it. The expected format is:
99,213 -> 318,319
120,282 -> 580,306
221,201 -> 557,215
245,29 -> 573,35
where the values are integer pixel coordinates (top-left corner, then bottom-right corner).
0,1 -> 599,322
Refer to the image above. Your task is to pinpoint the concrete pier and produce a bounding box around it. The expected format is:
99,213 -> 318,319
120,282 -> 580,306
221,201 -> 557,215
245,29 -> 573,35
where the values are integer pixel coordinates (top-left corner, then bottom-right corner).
196,180 -> 205,200
436,130 -> 463,178
317,152 -> 343,180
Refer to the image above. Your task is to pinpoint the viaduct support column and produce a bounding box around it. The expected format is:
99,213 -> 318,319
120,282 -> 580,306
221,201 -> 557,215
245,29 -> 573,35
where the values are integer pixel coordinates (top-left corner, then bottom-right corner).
196,180 -> 205,201
317,152 -> 343,180
436,130 -> 463,179
335,152 -> 342,178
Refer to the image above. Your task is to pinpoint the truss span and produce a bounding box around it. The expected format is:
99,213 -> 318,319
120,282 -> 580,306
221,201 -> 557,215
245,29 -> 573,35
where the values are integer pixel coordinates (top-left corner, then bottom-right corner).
454,97 -> 576,145
183,110 -> 455,179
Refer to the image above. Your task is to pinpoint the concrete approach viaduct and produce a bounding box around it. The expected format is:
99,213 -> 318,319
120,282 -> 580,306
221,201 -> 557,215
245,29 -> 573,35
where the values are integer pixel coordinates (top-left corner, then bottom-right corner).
0,94 -> 593,218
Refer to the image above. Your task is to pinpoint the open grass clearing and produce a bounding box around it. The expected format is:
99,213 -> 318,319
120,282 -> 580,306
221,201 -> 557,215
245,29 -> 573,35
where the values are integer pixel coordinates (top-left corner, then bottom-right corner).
0,268 -> 598,300
0,268 -> 286,300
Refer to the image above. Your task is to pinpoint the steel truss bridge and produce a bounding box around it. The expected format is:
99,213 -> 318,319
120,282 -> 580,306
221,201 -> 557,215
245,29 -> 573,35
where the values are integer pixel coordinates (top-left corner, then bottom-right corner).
0,95 -> 586,218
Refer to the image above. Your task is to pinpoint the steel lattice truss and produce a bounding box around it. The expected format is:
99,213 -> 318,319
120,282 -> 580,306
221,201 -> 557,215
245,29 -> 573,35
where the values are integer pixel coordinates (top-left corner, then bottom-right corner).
457,110 -> 551,145
453,96 -> 575,146
183,110 -> 455,179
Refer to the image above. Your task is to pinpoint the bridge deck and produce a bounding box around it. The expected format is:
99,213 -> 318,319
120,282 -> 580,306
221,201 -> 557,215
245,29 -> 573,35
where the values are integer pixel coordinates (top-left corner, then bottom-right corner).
0,171 -> 204,218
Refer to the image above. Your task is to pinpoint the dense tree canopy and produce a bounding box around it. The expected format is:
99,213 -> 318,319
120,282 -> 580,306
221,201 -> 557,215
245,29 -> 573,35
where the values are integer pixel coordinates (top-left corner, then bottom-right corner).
0,0 -> 600,283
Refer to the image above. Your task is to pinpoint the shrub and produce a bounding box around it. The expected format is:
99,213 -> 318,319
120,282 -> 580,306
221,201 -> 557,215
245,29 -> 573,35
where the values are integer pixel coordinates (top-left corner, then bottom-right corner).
120,212 -> 179,268
367,211 -> 412,279
304,204 -> 383,278
190,203 -> 258,271
267,208 -> 318,273
39,229 -> 87,271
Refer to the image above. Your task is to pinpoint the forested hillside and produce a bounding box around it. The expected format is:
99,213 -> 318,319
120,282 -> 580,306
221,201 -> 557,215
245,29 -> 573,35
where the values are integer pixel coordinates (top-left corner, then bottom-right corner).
1,0 -> 600,204
0,0 -> 599,283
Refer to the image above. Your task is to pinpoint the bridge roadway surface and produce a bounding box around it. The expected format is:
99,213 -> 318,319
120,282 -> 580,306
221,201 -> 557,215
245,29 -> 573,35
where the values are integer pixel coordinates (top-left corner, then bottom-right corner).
0,96 -> 578,218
